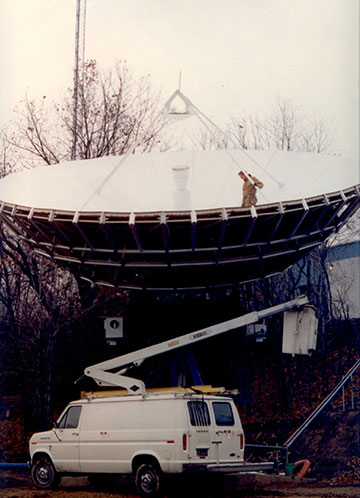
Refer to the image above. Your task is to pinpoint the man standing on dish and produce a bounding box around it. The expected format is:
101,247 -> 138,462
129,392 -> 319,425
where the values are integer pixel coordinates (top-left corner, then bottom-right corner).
238,170 -> 264,207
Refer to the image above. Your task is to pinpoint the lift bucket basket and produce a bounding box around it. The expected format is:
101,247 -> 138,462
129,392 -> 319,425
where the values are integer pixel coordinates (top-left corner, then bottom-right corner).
282,304 -> 318,356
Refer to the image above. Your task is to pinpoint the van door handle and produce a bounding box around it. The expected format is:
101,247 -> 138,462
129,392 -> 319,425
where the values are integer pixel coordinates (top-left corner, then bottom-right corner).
72,432 -> 79,436
212,440 -> 222,444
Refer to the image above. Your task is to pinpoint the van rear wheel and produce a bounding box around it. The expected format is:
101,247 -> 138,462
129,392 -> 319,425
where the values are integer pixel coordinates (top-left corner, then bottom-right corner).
135,463 -> 162,497
31,457 -> 60,489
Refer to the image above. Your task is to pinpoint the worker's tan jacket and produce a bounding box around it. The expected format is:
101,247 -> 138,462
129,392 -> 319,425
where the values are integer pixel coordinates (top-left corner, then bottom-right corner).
242,176 -> 264,207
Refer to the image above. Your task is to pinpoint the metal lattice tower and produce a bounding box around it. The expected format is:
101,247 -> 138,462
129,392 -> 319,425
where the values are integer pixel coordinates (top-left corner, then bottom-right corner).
72,0 -> 87,161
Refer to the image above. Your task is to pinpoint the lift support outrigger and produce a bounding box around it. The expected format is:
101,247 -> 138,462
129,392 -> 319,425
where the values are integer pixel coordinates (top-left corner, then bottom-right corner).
85,294 -> 317,394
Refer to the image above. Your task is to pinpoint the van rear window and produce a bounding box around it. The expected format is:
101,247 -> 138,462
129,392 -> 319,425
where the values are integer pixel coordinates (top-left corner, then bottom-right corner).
187,401 -> 210,426
212,402 -> 234,426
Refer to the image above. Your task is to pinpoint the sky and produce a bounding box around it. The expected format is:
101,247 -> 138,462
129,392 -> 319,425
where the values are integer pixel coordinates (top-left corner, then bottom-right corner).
0,0 -> 359,160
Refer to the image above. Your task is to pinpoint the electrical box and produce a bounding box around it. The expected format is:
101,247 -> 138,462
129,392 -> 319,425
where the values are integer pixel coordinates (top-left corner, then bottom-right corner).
282,304 -> 318,355
104,317 -> 123,345
246,322 -> 267,342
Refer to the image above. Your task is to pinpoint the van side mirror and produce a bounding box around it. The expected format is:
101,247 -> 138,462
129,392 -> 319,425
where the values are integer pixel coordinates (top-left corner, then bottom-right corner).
53,421 -> 59,429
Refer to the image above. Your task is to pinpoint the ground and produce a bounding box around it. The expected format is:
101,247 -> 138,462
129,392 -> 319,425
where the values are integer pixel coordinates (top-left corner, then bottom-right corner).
0,470 -> 359,498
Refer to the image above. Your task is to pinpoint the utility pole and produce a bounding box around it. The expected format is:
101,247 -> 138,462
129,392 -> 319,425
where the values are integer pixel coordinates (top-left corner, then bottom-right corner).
72,0 -> 86,161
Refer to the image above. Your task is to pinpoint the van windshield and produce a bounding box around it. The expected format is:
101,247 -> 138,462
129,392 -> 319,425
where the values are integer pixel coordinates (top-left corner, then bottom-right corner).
187,401 -> 210,426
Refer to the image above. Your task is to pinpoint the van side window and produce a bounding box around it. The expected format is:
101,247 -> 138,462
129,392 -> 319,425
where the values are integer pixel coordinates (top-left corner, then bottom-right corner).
212,402 -> 235,426
187,401 -> 210,426
57,406 -> 82,429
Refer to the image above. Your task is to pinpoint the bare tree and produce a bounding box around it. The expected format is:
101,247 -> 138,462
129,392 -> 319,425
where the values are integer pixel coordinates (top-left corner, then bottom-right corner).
2,60 -> 168,171
0,130 -> 20,178
0,222 -> 128,434
0,225 -> 80,428
196,98 -> 336,154
266,98 -> 301,151
299,111 -> 335,154
191,126 -> 230,150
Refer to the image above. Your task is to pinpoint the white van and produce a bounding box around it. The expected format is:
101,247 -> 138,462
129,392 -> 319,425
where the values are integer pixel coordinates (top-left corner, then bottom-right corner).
29,391 -> 272,496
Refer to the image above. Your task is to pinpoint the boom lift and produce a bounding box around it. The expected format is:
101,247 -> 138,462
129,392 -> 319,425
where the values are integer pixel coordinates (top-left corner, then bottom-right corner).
85,295 -> 317,394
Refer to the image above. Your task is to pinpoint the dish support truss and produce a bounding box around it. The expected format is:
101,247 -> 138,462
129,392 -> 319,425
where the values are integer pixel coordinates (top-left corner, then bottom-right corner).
0,185 -> 359,291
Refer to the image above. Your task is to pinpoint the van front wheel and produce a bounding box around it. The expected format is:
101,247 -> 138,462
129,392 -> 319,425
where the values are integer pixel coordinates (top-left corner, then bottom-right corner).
31,457 -> 60,489
135,463 -> 162,497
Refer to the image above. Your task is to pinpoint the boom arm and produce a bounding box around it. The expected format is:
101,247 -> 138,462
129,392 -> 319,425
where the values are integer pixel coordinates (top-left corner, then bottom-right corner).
85,295 -> 309,394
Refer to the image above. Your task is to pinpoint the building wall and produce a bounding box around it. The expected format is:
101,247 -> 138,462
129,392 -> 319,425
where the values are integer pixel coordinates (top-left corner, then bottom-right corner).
327,241 -> 360,319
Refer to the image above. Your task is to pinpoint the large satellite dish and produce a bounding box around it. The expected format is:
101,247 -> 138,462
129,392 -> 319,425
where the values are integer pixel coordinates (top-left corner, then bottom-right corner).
0,146 -> 358,291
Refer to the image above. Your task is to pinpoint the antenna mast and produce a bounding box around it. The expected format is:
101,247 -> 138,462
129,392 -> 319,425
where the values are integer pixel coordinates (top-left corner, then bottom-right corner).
72,0 -> 87,161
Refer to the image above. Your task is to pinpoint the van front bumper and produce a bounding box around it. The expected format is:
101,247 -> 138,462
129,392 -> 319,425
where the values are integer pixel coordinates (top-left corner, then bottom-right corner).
183,461 -> 274,473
